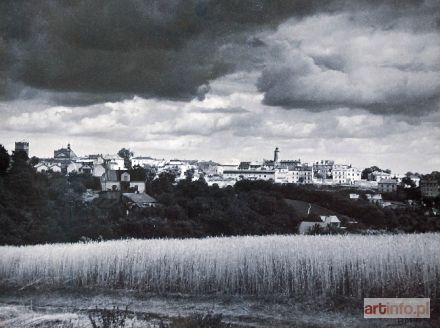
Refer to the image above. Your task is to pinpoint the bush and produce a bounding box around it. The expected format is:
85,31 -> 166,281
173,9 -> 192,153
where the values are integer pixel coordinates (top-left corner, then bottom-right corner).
88,306 -> 129,328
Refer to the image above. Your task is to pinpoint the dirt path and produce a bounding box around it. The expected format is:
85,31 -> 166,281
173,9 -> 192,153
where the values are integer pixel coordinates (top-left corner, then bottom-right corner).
0,290 -> 436,327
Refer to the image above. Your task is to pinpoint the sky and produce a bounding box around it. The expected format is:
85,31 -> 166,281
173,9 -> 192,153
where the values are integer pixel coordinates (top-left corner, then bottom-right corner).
0,0 -> 439,173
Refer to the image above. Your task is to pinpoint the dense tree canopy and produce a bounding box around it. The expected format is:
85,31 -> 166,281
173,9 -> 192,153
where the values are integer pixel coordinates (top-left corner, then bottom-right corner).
0,145 -> 9,174
117,148 -> 133,169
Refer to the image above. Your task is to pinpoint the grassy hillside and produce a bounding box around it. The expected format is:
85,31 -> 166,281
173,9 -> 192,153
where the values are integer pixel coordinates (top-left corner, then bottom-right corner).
284,199 -> 336,217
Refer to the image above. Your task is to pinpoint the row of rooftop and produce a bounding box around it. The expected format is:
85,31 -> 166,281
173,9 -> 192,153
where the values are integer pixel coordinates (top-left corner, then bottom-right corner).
14,142 -> 440,198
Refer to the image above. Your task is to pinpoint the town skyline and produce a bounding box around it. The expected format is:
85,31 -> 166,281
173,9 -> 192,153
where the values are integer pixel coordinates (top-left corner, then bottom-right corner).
2,139 -> 437,175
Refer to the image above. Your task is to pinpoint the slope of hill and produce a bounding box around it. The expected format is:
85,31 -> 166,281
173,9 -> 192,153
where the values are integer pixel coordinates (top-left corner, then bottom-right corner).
284,199 -> 337,218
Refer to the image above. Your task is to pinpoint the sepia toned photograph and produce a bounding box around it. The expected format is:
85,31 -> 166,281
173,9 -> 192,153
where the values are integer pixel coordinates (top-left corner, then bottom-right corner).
0,1 -> 439,327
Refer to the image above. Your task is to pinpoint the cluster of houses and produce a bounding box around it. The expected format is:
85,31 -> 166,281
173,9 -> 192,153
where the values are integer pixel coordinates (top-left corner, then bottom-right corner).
218,157 -> 362,186
207,148 -> 433,195
30,143 -> 197,191
34,144 -> 107,176
29,143 -> 203,211
20,142 -> 440,200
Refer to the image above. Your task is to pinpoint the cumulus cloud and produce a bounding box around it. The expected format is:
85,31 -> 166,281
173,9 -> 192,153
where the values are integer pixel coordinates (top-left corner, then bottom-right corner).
257,11 -> 440,115
2,72 -> 437,139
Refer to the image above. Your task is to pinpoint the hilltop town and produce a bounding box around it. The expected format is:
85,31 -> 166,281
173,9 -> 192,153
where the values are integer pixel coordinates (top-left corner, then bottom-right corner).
0,141 -> 438,245
20,141 -> 437,198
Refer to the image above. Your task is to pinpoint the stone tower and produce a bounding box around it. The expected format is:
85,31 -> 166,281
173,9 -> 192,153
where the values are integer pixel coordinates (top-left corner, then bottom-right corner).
15,141 -> 29,157
274,147 -> 279,163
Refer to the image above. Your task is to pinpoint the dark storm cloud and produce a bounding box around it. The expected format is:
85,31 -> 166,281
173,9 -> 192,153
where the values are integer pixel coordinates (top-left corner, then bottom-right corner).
1,0 -> 439,114
0,0 -> 349,104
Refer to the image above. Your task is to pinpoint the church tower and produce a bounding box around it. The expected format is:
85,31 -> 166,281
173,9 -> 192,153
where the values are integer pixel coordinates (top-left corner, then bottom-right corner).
274,147 -> 280,163
15,141 -> 29,157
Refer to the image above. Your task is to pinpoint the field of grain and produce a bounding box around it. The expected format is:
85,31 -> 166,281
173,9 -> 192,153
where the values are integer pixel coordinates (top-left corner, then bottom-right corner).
0,234 -> 439,298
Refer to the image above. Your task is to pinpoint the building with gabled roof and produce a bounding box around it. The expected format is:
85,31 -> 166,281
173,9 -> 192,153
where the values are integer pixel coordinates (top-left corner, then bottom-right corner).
320,215 -> 341,225
54,143 -> 77,162
122,193 -> 158,208
298,215 -> 341,234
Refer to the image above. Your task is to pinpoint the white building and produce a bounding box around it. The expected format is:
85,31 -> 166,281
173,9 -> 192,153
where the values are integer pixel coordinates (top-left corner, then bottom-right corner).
346,167 -> 362,184
275,167 -> 313,184
331,165 -> 361,185
320,215 -> 341,226
292,166 -> 313,184
354,180 -> 378,189
67,162 -> 81,174
275,169 -> 292,183
93,164 -> 106,177
129,181 -> 146,193
35,163 -> 49,173
216,164 -> 239,175
103,154 -> 125,170
34,162 -> 62,173
121,172 -> 130,182
368,171 -> 392,181
366,193 -> 383,205
49,163 -> 62,173
223,170 -> 275,181
392,173 -> 405,183
100,170 -> 120,191
332,164 -> 349,184
298,215 -> 341,234
157,159 -> 195,178
132,156 -> 163,167
205,177 -> 236,188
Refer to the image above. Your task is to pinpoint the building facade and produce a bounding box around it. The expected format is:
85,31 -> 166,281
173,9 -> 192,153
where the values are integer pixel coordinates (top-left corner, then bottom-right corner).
223,170 -> 275,181
332,164 -> 349,184
313,160 -> 334,179
420,180 -> 439,198
378,179 -> 399,193
346,167 -> 362,184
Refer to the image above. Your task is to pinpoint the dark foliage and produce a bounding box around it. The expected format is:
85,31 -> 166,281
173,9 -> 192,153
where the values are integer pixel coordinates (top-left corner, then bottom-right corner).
88,306 -> 129,328
0,145 -> 9,174
117,148 -> 133,170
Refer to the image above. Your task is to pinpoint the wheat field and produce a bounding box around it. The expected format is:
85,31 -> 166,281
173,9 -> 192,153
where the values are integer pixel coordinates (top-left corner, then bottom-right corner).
0,234 -> 439,298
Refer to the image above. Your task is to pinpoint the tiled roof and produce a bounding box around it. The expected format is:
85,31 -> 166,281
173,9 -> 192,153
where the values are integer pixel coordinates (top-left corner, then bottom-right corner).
122,193 -> 157,204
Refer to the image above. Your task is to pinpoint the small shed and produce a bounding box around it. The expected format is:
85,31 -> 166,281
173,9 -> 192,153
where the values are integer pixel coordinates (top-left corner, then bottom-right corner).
349,193 -> 359,200
122,193 -> 158,208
